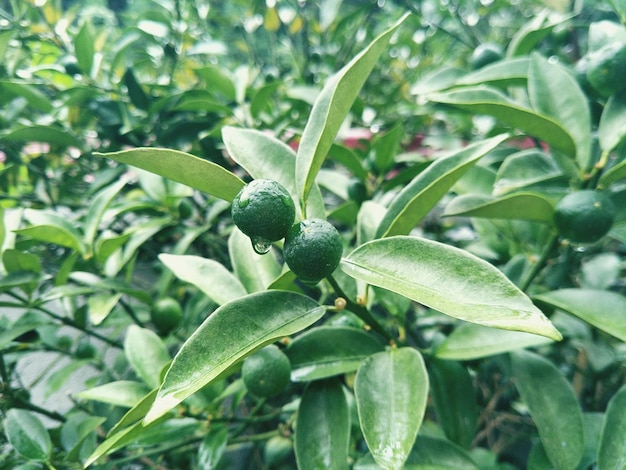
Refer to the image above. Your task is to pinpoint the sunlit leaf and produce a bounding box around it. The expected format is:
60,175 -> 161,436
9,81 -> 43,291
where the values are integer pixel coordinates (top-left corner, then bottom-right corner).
75,381 -> 151,407
443,192 -> 554,223
342,237 -> 562,340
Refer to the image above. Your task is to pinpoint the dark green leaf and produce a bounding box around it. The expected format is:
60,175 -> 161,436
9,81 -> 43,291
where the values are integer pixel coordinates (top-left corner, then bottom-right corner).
95,148 -> 244,202
511,349 -> 584,470
295,379 -> 350,470
0,80 -> 54,112
286,326 -> 385,381
342,237 -> 562,340
144,291 -> 325,424
2,249 -> 41,274
376,134 -> 510,237
597,385 -> 626,470
123,68 -> 150,110
198,426 -> 228,469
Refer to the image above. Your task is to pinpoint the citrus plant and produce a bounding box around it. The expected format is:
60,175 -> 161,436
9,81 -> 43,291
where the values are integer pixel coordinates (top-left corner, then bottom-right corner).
1,1 -> 625,469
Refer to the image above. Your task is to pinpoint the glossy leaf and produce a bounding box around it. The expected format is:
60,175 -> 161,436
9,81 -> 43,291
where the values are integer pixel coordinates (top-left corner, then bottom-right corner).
295,379 -> 350,470
221,126 -> 325,220
429,358 -> 479,449
124,325 -> 171,389
83,177 -> 128,247
228,228 -> 282,293
198,426 -> 228,469
376,134 -> 510,238
355,348 -> 428,470
17,210 -> 87,255
528,53 -> 591,170
455,57 -> 530,88
434,323 -> 554,360
75,381 -> 151,407
342,237 -> 562,340
443,192 -> 554,223
144,291 -> 325,424
159,254 -> 246,305
95,148 -> 244,202
354,435 -> 479,469
597,385 -> 626,470
296,13 -> 409,210
4,409 -> 52,462
428,87 -> 576,158
533,289 -> 626,342
286,326 -> 385,381
0,125 -> 80,147
598,89 -> 626,153
511,349 -> 584,470
493,149 -> 564,196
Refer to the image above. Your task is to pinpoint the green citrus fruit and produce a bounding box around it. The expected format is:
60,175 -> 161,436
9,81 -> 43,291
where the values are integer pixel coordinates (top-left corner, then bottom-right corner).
347,177 -> 368,205
151,297 -> 183,334
553,190 -> 615,244
586,41 -> 626,97
75,341 -> 97,359
242,345 -> 291,398
231,179 -> 296,252
283,218 -> 343,284
470,43 -> 503,69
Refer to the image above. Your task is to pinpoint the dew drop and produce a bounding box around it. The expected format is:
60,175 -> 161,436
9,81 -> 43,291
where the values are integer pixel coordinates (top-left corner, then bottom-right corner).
252,237 -> 272,255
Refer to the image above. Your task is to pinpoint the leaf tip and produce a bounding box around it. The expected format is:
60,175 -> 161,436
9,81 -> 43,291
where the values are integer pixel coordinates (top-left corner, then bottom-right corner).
143,394 -> 180,425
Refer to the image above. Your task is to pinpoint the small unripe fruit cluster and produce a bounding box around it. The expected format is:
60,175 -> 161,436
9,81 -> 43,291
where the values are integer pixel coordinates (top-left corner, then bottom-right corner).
231,179 -> 343,283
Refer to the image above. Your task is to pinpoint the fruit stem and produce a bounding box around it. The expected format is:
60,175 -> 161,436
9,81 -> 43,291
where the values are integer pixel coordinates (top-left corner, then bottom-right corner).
519,232 -> 560,292
326,275 -> 395,343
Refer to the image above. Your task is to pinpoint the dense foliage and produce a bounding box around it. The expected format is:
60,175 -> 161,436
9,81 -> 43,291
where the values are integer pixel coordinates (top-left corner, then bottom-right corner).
1,0 -> 625,468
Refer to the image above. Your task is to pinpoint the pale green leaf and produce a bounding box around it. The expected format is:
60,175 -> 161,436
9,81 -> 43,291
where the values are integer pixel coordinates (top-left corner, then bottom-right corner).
296,13 -> 410,210
598,89 -> 626,153
342,237 -> 562,340
533,289 -> 626,342
455,57 -> 530,88
511,349 -> 584,470
295,379 -> 350,470
493,149 -> 565,196
0,125 -> 80,147
159,254 -> 246,305
0,80 -> 54,113
83,178 -> 128,247
95,148 -> 244,202
17,209 -> 87,255
144,291 -> 325,424
75,381 -> 151,407
443,192 -> 554,223
355,348 -> 428,470
376,134 -> 509,238
88,292 -> 122,325
124,325 -> 171,389
228,228 -> 282,293
4,409 -> 52,462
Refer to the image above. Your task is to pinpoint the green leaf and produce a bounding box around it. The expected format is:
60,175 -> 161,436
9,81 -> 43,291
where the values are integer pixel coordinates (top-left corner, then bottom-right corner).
508,11 -> 572,57
61,413 -> 106,461
597,385 -> 626,470
428,358 -> 478,449
2,249 -> 41,274
144,291 -> 325,424
376,134 -> 509,238
533,289 -> 626,342
411,66 -> 467,95
598,89 -> 626,153
342,237 -> 562,340
124,325 -> 171,389
295,379 -> 350,470
17,209 -> 87,254
296,13 -> 409,210
221,126 -> 325,220
494,149 -> 565,196
511,349 -> 584,470
75,381 -> 151,407
372,122 -> 404,173
600,157 -> 626,189
528,53 -> 592,170
455,57 -> 530,88
74,22 -> 94,76
443,192 -> 555,223
286,326 -> 385,381
354,435 -> 479,469
228,228 -> 282,293
193,64 -> 236,101
198,426 -> 228,469
123,68 -> 150,110
159,254 -> 247,305
4,409 -> 52,462
95,148 -> 244,202
88,292 -> 122,325
434,323 -> 554,360
0,80 -> 54,113
0,125 -> 80,147
428,86 -> 576,158
83,177 -> 127,247
355,348 -> 428,470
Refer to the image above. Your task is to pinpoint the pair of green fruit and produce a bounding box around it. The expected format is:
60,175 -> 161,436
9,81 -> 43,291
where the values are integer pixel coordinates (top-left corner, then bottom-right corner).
231,179 -> 343,284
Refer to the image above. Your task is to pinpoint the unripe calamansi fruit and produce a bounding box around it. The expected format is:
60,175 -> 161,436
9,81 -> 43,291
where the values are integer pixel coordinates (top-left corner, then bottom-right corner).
553,190 -> 615,244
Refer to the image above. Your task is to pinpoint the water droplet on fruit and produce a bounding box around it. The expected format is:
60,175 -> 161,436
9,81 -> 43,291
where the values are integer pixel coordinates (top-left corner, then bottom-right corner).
252,237 -> 272,255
